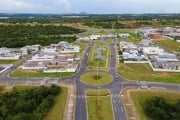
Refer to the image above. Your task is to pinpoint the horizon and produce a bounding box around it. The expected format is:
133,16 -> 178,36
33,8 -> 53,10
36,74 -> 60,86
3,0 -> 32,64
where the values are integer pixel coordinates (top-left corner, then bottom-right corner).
1,13 -> 180,15
0,0 -> 180,14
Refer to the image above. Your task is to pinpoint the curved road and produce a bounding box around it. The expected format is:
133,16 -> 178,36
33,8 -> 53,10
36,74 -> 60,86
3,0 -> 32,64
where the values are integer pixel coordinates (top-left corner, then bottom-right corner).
0,41 -> 180,120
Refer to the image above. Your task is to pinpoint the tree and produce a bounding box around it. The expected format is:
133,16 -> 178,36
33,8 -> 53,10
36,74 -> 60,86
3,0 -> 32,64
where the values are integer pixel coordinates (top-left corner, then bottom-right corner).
0,85 -> 60,120
144,97 -> 176,120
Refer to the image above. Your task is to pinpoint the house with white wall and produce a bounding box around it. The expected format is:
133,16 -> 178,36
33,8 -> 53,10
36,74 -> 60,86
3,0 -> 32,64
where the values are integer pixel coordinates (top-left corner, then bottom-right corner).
119,33 -> 130,39
27,54 -> 55,62
0,48 -> 22,60
21,61 -> 47,70
89,35 -> 101,40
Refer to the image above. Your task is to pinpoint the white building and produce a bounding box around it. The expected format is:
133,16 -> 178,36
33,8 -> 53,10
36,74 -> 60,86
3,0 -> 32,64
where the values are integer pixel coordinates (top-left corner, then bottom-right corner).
25,44 -> 40,53
41,47 -> 57,55
89,35 -> 101,40
61,45 -> 80,53
119,33 -> 130,39
140,46 -> 164,55
28,54 -> 55,62
0,47 -> 22,60
21,61 -> 47,70
76,37 -> 90,42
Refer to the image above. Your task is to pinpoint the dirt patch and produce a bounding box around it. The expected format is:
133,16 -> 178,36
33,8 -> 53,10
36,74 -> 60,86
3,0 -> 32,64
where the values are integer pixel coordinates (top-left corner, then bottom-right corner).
0,89 -> 12,94
121,89 -> 140,120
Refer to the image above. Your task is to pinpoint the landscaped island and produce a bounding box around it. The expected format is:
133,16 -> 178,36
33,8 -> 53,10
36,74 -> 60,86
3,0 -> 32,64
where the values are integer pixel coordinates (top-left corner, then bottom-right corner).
86,90 -> 114,120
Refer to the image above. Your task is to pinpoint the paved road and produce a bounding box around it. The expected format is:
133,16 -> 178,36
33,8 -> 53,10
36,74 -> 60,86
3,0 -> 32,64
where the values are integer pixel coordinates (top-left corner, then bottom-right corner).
0,41 -> 180,120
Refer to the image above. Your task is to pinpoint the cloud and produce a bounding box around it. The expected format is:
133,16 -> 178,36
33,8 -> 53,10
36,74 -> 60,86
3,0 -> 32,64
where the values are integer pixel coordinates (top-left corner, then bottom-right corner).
55,0 -> 71,10
0,0 -> 42,11
0,0 -> 180,13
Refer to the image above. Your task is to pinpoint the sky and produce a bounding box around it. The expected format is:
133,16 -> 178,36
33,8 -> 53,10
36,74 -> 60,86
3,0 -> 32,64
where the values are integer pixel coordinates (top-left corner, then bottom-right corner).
0,0 -> 180,14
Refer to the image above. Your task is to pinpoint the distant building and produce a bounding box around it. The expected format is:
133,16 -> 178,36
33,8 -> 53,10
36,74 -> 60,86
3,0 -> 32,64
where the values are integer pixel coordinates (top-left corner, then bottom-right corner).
89,35 -> 101,40
119,33 -> 130,39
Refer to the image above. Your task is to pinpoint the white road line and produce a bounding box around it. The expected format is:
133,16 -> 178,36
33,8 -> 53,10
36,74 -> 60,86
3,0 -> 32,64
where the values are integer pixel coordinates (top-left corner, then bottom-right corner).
121,107 -> 124,112
114,106 -> 117,112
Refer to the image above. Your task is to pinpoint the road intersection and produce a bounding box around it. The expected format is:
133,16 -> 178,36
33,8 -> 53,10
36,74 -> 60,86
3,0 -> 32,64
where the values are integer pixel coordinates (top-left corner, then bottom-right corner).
0,41 -> 180,120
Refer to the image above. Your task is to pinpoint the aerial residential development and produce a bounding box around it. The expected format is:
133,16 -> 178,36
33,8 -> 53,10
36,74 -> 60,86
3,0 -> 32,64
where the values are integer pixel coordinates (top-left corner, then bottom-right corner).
0,1 -> 180,120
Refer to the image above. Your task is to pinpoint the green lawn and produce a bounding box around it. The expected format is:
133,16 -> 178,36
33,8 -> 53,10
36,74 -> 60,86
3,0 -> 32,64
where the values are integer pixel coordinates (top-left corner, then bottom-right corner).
88,42 -> 110,69
155,39 -> 180,52
130,90 -> 180,120
0,60 -> 17,64
86,89 -> 110,96
44,87 -> 68,120
80,72 -> 113,86
128,33 -> 142,44
118,63 -> 180,83
87,93 -> 114,120
13,86 -> 68,120
10,69 -> 75,78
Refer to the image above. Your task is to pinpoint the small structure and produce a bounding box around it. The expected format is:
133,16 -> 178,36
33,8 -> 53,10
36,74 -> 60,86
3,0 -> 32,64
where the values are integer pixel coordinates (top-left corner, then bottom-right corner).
89,35 -> 101,40
119,33 -> 130,39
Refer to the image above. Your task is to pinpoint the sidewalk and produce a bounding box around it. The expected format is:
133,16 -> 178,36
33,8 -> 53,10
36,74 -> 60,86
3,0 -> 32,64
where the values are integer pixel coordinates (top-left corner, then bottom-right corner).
61,84 -> 76,120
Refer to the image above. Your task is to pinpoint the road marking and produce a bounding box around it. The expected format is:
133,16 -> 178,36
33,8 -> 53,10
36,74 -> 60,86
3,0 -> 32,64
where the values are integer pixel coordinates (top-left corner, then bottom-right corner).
121,107 -> 124,112
114,106 -> 117,112
140,81 -> 148,89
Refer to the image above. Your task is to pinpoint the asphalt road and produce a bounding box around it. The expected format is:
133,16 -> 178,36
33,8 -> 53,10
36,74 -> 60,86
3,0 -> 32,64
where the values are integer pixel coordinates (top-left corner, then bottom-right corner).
0,41 -> 180,120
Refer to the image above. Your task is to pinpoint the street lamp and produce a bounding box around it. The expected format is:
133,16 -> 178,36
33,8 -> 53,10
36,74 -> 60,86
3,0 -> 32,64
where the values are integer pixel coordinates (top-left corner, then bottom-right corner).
74,78 -> 76,86
97,86 -> 101,106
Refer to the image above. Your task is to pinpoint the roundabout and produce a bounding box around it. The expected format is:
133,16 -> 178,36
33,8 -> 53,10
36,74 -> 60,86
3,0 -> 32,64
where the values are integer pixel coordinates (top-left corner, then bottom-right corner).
80,72 -> 113,86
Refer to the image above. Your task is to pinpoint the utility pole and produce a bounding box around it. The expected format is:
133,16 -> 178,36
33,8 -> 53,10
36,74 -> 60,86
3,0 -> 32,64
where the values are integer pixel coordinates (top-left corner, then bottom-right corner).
97,86 -> 101,106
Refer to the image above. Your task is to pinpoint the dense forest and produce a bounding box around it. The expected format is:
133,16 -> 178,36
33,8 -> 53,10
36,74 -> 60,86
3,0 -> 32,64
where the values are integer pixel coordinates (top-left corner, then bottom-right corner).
144,97 -> 180,120
0,25 -> 84,48
0,85 -> 60,120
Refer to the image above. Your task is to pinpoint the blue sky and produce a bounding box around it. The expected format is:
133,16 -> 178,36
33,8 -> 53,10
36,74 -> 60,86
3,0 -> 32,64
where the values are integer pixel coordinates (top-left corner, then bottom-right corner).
0,0 -> 180,14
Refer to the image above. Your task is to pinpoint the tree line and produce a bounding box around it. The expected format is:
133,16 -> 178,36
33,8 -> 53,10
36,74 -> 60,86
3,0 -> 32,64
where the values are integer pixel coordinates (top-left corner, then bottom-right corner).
0,85 -> 60,120
0,25 -> 84,48
144,97 -> 180,120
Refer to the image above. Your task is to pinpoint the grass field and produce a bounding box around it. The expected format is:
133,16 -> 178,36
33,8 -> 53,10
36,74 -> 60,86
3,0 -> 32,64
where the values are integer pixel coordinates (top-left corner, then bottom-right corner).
80,72 -> 113,86
130,90 -> 180,120
88,42 -> 110,69
0,60 -> 17,64
87,90 -> 114,120
118,63 -> 180,83
14,86 -> 68,120
44,87 -> 68,120
128,33 -> 142,44
86,89 -> 110,96
11,69 -> 75,78
154,39 -> 180,52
